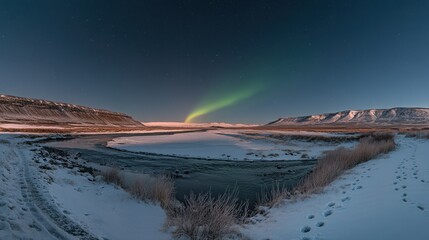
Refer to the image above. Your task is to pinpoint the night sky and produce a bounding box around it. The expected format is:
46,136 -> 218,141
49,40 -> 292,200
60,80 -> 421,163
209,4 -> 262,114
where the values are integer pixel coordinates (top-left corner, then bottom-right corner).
1,1 -> 429,123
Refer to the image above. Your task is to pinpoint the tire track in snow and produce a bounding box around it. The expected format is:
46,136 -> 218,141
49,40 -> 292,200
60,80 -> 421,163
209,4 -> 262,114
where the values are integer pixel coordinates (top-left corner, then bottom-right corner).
15,143 -> 99,240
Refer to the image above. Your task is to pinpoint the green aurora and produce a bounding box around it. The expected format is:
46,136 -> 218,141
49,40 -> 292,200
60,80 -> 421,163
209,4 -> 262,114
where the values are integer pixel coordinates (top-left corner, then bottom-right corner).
185,83 -> 264,123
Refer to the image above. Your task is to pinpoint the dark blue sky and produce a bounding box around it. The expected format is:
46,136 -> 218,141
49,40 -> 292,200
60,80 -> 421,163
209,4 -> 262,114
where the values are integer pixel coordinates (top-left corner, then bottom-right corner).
1,0 -> 428,123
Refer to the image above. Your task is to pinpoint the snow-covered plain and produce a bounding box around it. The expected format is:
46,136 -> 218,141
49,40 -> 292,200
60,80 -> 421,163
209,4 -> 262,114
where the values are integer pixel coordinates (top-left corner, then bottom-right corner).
3,132 -> 428,240
108,130 -> 356,161
241,136 -> 429,240
0,135 -> 169,240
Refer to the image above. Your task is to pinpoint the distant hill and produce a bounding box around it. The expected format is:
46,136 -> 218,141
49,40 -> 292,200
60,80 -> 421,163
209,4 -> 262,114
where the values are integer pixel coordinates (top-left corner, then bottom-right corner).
143,122 -> 259,128
0,94 -> 143,128
267,108 -> 429,127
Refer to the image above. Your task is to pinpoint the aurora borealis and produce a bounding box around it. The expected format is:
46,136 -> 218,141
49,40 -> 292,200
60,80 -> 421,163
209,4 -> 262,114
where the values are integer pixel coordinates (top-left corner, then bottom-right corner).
1,1 -> 429,123
185,83 -> 263,122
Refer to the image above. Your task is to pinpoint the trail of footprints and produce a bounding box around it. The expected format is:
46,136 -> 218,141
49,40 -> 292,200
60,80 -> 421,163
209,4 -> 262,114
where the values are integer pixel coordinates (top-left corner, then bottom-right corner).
299,141 -> 428,239
393,143 -> 428,212
298,164 -> 374,239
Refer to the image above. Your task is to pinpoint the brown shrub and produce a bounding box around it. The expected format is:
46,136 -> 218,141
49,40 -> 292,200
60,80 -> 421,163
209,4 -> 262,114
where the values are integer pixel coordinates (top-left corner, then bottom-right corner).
100,167 -> 122,186
169,189 -> 246,240
100,167 -> 174,207
128,175 -> 175,207
153,176 -> 175,207
257,183 -> 291,208
296,134 -> 395,194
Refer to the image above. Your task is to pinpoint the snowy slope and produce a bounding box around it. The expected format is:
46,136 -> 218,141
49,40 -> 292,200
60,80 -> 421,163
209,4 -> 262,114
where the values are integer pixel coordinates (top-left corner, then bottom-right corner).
241,136 -> 429,239
0,135 -> 169,240
269,108 -> 429,126
0,94 -> 142,127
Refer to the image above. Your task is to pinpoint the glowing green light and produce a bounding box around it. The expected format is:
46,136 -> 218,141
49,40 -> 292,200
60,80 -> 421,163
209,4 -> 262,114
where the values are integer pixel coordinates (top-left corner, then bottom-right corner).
185,84 -> 261,123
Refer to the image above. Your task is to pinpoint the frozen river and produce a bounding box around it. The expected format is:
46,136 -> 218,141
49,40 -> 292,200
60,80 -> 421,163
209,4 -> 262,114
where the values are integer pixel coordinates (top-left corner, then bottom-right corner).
44,130 -> 328,207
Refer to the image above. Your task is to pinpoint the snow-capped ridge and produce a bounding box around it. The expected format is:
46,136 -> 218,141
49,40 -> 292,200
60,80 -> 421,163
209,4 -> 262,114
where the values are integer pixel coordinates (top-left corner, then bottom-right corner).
268,107 -> 429,126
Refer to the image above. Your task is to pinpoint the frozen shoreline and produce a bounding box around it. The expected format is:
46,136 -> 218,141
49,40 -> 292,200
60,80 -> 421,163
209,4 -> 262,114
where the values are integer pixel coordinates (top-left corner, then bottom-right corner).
108,130 -> 356,161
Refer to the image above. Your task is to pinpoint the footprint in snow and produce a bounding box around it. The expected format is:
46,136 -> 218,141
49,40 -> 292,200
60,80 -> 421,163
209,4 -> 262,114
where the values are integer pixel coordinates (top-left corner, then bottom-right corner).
341,196 -> 351,202
301,226 -> 311,233
328,202 -> 335,207
307,215 -> 315,219
316,222 -> 325,227
417,206 -> 425,211
28,222 -> 42,232
324,210 -> 333,217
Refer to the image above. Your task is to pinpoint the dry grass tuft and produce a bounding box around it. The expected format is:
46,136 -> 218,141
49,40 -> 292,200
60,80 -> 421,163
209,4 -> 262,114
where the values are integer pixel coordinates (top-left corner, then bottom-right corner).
100,167 -> 122,186
296,133 -> 395,194
100,167 -> 174,207
257,183 -> 291,208
128,175 -> 175,207
169,189 -> 246,240
153,176 -> 175,207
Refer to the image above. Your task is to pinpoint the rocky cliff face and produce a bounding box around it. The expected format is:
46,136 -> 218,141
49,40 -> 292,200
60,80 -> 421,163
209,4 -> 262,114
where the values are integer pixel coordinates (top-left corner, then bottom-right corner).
268,108 -> 429,126
0,94 -> 142,127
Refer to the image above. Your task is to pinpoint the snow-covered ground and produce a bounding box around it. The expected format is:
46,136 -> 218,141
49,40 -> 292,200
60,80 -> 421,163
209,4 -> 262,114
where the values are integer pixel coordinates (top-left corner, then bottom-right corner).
3,132 -> 428,240
0,135 -> 169,240
241,136 -> 429,240
108,130 -> 356,161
